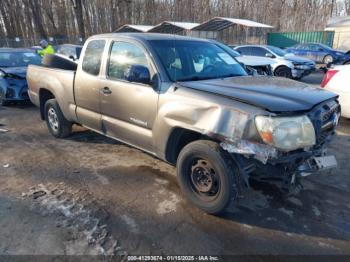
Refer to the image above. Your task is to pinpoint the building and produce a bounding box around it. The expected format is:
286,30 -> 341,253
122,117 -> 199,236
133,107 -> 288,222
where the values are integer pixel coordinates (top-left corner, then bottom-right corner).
326,16 -> 350,51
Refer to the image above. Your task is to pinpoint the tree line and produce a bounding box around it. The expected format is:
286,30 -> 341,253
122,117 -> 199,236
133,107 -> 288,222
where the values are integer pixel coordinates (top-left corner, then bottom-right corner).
0,0 -> 349,45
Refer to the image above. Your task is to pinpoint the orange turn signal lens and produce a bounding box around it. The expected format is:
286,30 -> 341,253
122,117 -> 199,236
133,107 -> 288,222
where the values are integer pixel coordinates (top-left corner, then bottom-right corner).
260,131 -> 273,143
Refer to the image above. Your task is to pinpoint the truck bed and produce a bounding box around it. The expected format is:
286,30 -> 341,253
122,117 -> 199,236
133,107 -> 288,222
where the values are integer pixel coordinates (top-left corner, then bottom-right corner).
27,65 -> 77,122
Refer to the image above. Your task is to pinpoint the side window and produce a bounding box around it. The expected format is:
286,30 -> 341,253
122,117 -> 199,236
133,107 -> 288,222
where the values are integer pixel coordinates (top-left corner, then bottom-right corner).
82,40 -> 106,75
305,45 -> 313,51
250,47 -> 268,57
108,41 -> 150,80
236,47 -> 251,55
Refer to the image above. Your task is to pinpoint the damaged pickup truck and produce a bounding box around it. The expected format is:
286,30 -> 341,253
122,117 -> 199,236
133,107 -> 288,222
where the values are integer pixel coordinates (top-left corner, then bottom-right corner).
27,33 -> 340,214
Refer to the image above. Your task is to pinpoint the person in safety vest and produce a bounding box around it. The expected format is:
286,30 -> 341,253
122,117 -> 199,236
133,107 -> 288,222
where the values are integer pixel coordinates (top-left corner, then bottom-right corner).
37,40 -> 55,57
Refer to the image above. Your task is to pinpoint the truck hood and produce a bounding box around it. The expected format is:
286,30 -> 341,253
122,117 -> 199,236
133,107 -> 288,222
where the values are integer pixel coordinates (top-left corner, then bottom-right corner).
178,76 -> 337,112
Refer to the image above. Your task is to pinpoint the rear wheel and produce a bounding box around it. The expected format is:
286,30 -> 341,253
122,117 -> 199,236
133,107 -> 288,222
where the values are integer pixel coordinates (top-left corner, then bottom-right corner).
344,60 -> 350,65
44,99 -> 72,138
177,140 -> 241,214
274,66 -> 292,78
323,55 -> 334,64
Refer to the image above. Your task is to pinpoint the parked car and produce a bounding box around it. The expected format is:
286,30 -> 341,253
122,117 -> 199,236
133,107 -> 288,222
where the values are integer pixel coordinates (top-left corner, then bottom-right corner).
212,40 -> 274,76
234,45 -> 316,79
27,33 -> 339,214
0,48 -> 42,106
286,43 -> 350,65
56,44 -> 83,61
321,65 -> 350,118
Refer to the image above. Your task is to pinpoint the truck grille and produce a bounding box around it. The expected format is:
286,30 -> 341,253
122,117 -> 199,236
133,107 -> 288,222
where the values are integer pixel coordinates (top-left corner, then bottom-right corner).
308,99 -> 340,146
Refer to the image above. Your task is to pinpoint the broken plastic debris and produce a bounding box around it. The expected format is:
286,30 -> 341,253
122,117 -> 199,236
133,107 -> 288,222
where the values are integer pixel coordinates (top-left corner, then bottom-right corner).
3,163 -> 9,168
221,140 -> 277,164
32,190 -> 47,199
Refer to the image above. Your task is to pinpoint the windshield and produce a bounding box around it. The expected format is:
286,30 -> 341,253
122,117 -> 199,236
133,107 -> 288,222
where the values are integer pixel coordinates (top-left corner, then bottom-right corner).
0,52 -> 42,67
151,40 -> 247,82
267,46 -> 287,57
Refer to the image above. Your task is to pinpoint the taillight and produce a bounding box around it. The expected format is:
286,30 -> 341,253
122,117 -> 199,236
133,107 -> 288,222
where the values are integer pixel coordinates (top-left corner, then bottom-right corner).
320,69 -> 339,88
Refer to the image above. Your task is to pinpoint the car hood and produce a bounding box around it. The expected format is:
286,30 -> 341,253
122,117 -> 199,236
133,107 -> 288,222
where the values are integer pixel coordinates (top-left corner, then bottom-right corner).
283,55 -> 314,64
0,67 -> 27,78
236,56 -> 276,66
178,76 -> 337,112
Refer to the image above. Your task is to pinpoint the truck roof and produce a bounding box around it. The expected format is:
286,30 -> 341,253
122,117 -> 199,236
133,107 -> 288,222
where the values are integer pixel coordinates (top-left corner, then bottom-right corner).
88,32 -> 210,42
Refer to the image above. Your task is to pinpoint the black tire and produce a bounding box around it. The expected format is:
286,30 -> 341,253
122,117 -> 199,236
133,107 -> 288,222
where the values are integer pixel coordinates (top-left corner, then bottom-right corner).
177,140 -> 241,214
344,60 -> 350,65
0,100 -> 8,106
0,90 -> 8,106
42,54 -> 78,71
323,55 -> 334,64
44,99 -> 72,138
274,66 -> 292,78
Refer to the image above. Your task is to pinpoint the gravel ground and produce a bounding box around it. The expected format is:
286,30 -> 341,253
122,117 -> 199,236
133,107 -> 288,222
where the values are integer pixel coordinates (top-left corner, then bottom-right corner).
1,72 -> 350,259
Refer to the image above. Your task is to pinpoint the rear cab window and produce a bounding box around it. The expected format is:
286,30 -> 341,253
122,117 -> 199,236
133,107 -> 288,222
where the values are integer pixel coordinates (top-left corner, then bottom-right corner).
107,41 -> 152,81
82,40 -> 106,75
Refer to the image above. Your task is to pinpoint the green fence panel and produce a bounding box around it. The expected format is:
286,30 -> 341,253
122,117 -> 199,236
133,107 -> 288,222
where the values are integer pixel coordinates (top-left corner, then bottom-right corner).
267,31 -> 334,48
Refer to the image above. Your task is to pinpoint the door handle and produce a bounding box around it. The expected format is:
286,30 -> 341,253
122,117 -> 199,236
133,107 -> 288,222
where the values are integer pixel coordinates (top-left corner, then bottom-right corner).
102,86 -> 112,95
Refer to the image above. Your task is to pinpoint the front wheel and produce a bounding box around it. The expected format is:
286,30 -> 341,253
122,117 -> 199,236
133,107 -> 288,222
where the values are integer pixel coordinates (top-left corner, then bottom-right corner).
44,99 -> 72,138
274,66 -> 292,78
177,140 -> 241,214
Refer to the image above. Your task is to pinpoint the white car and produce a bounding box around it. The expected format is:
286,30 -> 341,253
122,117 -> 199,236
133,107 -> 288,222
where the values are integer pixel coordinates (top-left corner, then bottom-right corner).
321,65 -> 350,118
234,45 -> 316,79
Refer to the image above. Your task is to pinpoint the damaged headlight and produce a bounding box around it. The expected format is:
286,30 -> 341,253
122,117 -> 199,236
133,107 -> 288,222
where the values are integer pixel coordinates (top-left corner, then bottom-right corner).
255,115 -> 316,151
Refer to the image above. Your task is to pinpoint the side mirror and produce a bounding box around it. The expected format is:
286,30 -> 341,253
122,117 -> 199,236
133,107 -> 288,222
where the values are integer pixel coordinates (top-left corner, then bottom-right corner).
124,65 -> 151,85
265,53 -> 275,58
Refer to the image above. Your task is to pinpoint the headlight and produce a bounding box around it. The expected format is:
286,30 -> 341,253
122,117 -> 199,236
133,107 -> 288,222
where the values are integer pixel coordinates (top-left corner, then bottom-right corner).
255,115 -> 316,151
292,63 -> 309,70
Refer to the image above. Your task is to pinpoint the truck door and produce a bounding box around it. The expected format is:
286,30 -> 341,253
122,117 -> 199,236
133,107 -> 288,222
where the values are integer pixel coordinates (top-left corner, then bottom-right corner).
74,39 -> 106,132
99,40 -> 158,153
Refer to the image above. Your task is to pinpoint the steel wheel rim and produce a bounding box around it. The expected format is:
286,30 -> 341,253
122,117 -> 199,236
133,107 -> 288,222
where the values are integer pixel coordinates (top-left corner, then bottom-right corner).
189,158 -> 220,201
47,107 -> 59,132
325,56 -> 333,64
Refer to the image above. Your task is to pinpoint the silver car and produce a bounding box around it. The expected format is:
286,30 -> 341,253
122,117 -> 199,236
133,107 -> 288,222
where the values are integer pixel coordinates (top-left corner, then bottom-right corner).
235,45 -> 316,79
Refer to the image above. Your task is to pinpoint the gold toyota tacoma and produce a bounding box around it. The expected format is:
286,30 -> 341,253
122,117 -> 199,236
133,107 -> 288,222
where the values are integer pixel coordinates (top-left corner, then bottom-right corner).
27,33 -> 340,214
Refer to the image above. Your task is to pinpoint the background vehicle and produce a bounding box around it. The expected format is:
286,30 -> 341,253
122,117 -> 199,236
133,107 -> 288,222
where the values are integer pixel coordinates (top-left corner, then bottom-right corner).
212,41 -> 274,76
235,45 -> 316,79
56,44 -> 83,61
27,33 -> 339,214
286,43 -> 350,65
0,48 -> 42,106
321,65 -> 350,118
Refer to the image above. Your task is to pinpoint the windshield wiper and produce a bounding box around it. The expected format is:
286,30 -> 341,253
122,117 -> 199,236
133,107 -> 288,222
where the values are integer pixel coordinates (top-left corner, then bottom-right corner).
220,73 -> 242,78
176,76 -> 216,82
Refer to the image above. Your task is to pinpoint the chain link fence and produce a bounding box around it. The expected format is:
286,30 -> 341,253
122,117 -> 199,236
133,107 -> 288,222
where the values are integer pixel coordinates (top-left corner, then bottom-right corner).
0,37 -> 85,48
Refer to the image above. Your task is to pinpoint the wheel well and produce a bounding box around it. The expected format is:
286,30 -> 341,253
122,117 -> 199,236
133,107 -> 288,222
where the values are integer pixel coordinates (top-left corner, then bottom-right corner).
274,65 -> 289,72
39,89 -> 55,120
165,128 -> 205,165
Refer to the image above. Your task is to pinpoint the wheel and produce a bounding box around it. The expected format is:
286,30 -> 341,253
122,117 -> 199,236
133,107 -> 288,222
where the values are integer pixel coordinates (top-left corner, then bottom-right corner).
323,55 -> 334,64
177,140 -> 241,214
0,89 -> 6,106
44,99 -> 72,138
344,60 -> 350,65
274,66 -> 292,78
0,100 -> 8,106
